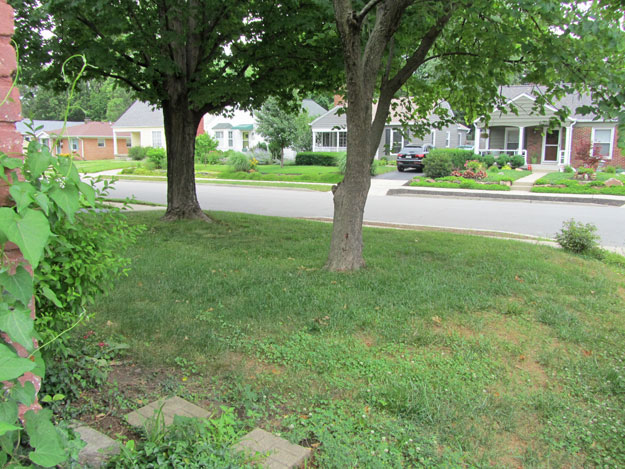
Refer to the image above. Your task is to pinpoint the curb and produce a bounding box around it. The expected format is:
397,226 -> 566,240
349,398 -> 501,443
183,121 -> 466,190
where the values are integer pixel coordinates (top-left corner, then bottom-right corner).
387,187 -> 625,206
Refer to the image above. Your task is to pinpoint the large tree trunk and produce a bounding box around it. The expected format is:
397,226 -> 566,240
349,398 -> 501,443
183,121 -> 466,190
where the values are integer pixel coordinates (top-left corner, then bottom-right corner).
161,100 -> 210,221
325,90 -> 374,271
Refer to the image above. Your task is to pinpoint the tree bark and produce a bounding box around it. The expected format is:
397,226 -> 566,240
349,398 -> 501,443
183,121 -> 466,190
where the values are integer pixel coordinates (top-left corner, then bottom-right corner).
161,99 -> 211,221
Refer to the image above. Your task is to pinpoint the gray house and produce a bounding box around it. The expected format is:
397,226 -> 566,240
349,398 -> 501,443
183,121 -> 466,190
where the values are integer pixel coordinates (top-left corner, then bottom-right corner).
310,100 -> 469,158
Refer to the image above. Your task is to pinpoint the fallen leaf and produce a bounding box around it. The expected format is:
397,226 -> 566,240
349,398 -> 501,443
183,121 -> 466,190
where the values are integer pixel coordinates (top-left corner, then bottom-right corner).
515,275 -> 524,283
583,350 -> 592,356
300,415 -> 310,419
311,442 -> 320,448
519,355 -> 526,361
431,316 -> 442,325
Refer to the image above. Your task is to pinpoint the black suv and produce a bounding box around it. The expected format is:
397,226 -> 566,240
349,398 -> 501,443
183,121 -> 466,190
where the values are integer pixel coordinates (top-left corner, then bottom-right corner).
396,144 -> 431,172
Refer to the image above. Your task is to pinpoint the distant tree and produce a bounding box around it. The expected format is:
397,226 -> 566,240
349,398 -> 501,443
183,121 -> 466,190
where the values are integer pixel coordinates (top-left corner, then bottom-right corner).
292,111 -> 314,152
255,97 -> 299,167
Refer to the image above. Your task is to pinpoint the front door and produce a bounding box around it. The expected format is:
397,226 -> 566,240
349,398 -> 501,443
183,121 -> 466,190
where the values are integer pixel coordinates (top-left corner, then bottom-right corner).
543,129 -> 559,162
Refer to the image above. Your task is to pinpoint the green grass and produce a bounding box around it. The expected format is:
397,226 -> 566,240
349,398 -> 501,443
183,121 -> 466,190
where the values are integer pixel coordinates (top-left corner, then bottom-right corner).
410,176 -> 510,191
81,212 -> 625,468
532,171 -> 625,195
73,160 -> 138,173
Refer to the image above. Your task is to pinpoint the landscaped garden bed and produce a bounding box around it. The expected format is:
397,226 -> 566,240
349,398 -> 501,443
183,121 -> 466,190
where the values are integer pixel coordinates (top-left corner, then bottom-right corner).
532,169 -> 625,195
410,169 -> 530,191
57,211 -> 625,468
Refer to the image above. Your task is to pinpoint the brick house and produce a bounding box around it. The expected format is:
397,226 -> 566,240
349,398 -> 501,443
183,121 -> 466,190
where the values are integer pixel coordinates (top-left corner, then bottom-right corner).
47,121 -> 129,160
474,85 -> 624,169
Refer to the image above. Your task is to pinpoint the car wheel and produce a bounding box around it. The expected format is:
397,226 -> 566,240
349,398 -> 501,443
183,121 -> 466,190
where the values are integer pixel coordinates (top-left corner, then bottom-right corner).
397,165 -> 405,172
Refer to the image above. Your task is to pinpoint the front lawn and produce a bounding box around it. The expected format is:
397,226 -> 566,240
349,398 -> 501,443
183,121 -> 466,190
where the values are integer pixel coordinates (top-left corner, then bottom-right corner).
73,159 -> 138,173
532,171 -> 625,196
68,211 -> 625,468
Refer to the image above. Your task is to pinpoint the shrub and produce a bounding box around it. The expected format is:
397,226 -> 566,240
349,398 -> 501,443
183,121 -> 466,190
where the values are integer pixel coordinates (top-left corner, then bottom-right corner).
204,151 -> 223,165
227,151 -> 252,172
509,155 -> 526,169
577,167 -> 595,175
603,166 -> 616,174
423,151 -> 453,178
128,146 -> 148,161
425,148 -> 475,170
146,147 -> 166,169
295,151 -> 342,166
496,154 -> 510,167
195,134 -> 219,164
555,219 -> 600,254
563,165 -> 574,173
380,156 -> 389,165
478,154 -> 495,168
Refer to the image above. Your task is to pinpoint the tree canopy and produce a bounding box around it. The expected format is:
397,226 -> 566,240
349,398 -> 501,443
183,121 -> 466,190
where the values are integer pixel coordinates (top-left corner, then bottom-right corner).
12,0 -> 342,219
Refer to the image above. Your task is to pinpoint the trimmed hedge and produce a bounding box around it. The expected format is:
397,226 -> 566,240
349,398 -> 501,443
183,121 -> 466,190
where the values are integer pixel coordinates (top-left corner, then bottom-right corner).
427,148 -> 476,170
295,151 -> 344,166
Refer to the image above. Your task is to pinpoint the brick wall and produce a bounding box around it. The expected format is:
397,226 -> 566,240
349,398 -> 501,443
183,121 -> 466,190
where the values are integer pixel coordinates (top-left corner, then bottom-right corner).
525,126 -> 542,164
571,126 -> 625,168
0,0 -> 42,418
53,137 -> 125,159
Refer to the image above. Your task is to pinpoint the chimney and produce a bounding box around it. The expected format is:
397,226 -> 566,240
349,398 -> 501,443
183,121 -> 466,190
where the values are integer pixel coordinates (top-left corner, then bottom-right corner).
334,94 -> 344,107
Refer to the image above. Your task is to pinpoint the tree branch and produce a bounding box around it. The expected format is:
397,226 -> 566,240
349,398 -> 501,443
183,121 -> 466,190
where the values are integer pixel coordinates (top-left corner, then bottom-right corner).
356,0 -> 384,23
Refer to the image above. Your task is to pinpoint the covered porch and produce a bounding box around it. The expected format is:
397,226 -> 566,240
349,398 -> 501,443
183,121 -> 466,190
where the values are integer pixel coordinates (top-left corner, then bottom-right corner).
312,129 -> 347,153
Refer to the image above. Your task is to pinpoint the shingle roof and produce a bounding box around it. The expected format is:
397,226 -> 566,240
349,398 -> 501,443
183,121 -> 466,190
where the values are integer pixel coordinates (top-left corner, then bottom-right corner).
15,120 -> 82,135
47,121 -> 115,138
212,123 -> 233,129
498,85 -> 597,120
113,101 -> 164,128
301,99 -> 326,117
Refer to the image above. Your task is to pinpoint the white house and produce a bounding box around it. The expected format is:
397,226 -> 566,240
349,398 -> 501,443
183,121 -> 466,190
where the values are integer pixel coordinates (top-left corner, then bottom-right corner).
310,100 -> 469,158
112,101 -> 168,156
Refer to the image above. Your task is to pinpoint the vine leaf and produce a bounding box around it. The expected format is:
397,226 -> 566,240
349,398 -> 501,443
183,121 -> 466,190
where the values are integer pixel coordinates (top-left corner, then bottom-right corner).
49,185 -> 80,220
40,286 -> 62,308
34,192 -> 50,216
0,343 -> 36,381
0,208 -> 51,269
24,409 -> 67,467
0,422 -> 20,437
78,181 -> 96,206
0,265 -> 33,306
25,145 -> 51,178
0,304 -> 35,352
9,381 -> 36,407
9,181 -> 36,213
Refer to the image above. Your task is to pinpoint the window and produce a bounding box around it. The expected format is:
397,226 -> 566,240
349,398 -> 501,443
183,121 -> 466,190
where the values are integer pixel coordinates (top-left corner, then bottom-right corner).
592,128 -> 614,159
445,131 -> 451,148
125,138 -> 132,148
152,131 -> 163,148
242,131 -> 250,151
228,131 -> 233,147
505,128 -> 519,150
391,129 -> 403,153
41,138 -> 50,148
70,138 -> 79,152
215,131 -> 223,140
56,141 -> 63,153
98,138 -> 105,148
338,131 -> 347,147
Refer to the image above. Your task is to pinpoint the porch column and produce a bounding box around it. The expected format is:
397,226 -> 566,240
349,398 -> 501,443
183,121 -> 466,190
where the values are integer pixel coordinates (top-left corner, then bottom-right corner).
312,131 -> 317,152
473,125 -> 481,154
113,129 -> 118,156
565,124 -> 574,166
518,126 -> 525,163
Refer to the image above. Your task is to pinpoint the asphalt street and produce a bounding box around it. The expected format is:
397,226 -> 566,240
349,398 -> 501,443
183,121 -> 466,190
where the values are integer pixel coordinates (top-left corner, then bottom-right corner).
107,173 -> 625,249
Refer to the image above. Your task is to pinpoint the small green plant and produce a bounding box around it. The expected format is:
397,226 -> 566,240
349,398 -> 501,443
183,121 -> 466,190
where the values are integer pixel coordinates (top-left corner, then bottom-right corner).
146,147 -> 167,169
555,219 -> 600,254
423,151 -> 453,178
603,165 -> 616,174
563,165 -> 574,173
108,409 -> 254,468
228,152 -> 252,172
577,167 -> 595,175
509,155 -> 526,169
128,146 -> 148,161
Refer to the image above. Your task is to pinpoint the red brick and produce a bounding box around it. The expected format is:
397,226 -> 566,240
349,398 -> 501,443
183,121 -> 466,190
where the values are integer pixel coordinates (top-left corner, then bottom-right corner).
0,86 -> 21,123
0,42 -> 17,76
0,2 -> 14,37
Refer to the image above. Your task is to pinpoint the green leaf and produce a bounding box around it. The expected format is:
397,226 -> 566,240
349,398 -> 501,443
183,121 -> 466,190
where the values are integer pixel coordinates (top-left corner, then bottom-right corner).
40,286 -> 62,308
9,182 -> 36,213
0,265 -> 33,306
0,422 -> 20,437
0,208 -> 51,269
0,154 -> 22,171
0,304 -> 34,352
31,350 -> 45,379
24,409 -> 67,467
33,192 -> 50,215
9,381 -> 36,407
78,181 -> 96,206
49,185 -> 80,220
26,146 -> 51,178
0,343 -> 35,381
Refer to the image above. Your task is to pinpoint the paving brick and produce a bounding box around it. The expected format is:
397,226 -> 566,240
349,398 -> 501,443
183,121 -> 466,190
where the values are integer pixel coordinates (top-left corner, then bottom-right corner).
234,428 -> 311,469
125,396 -> 211,428
73,425 -> 120,468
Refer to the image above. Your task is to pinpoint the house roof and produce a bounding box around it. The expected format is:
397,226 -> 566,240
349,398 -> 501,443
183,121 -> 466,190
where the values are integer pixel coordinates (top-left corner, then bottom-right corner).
47,121 -> 116,138
232,124 -> 253,131
16,120 -> 82,136
301,99 -> 326,117
497,85 -> 597,120
212,123 -> 233,129
114,100 -> 164,128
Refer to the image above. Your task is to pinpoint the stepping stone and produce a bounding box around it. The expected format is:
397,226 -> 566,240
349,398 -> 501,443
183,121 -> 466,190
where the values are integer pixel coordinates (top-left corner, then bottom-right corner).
73,424 -> 120,468
125,396 -> 211,428
234,428 -> 311,469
